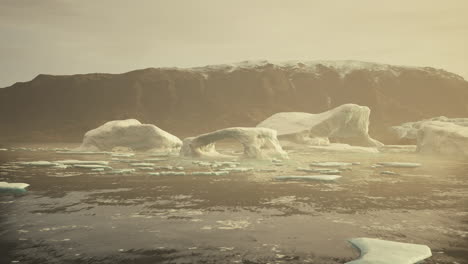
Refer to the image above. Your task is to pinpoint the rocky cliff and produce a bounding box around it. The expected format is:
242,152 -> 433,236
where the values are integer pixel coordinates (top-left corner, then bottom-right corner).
1,60 -> 467,143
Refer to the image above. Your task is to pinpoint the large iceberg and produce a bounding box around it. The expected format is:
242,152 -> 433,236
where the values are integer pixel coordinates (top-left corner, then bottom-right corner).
77,119 -> 182,152
257,104 -> 382,147
416,121 -> 468,157
346,237 -> 432,264
392,116 -> 468,141
180,127 -> 288,159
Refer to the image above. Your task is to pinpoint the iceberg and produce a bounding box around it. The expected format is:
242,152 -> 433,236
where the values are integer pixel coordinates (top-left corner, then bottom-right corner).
392,116 -> 468,141
77,119 -> 182,152
257,104 -> 382,147
416,121 -> 468,157
180,127 -> 288,159
346,237 -> 432,264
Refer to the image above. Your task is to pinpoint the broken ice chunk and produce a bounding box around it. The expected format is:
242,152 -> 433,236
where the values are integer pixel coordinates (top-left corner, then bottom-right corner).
346,237 -> 432,264
0,182 -> 29,193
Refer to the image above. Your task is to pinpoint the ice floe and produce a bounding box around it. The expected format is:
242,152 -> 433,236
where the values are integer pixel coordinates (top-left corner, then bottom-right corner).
0,182 -> 29,192
310,162 -> 353,167
376,162 -> 421,168
346,237 -> 432,264
274,175 -> 341,181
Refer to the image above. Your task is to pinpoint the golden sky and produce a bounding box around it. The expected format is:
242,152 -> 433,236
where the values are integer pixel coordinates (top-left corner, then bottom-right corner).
0,0 -> 467,87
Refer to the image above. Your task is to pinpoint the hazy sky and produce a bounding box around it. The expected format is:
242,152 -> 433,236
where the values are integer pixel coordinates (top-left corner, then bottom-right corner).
0,0 -> 467,87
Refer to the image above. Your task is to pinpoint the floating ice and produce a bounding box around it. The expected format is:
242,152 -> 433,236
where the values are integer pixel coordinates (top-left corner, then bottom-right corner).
191,171 -> 229,176
56,151 -> 110,155
307,144 -> 379,153
73,164 -> 112,170
274,175 -> 341,181
108,169 -> 136,174
297,167 -> 341,175
130,163 -> 155,167
144,158 -> 168,162
218,167 -> 253,173
310,162 -> 353,167
376,162 -> 421,168
150,171 -> 186,176
417,121 -> 468,157
77,119 -> 182,152
381,171 -> 398,175
257,104 -> 382,147
378,145 -> 417,153
346,237 -> 432,264
180,127 -> 288,159
56,160 -> 109,166
0,182 -> 29,193
17,161 -> 57,167
111,153 -> 135,158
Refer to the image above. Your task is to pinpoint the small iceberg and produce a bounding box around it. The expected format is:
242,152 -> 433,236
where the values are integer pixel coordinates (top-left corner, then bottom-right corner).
274,175 -> 341,181
376,162 -> 421,168
346,237 -> 432,264
0,182 -> 30,193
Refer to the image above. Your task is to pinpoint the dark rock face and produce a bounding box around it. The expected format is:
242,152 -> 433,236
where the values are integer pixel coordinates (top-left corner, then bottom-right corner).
1,60 -> 467,143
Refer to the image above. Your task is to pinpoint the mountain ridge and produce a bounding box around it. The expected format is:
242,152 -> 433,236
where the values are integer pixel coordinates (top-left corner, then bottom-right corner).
1,60 -> 467,143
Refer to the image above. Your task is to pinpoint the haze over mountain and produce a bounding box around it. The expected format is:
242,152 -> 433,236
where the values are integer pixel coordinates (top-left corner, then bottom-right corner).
1,60 -> 467,143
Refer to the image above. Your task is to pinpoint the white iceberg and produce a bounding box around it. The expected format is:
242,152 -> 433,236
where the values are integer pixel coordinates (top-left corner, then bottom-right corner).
77,119 -> 182,152
392,116 -> 468,141
257,104 -> 382,147
180,127 -> 288,159
346,237 -> 432,264
0,182 -> 29,192
416,121 -> 468,157
274,175 -> 341,181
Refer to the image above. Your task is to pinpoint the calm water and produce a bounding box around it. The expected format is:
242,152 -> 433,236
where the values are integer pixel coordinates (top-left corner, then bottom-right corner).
0,143 -> 467,263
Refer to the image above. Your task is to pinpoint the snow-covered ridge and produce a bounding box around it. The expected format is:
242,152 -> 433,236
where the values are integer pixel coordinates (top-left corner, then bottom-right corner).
186,60 -> 464,80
